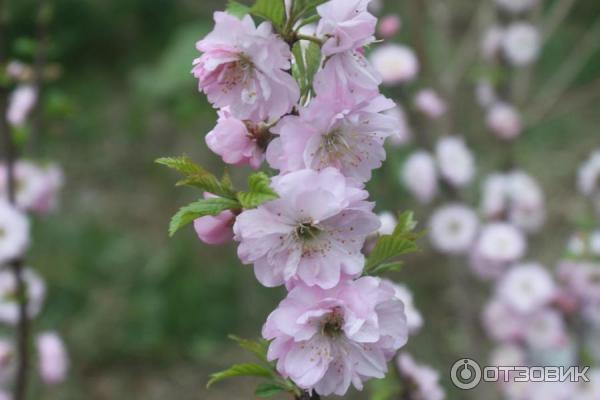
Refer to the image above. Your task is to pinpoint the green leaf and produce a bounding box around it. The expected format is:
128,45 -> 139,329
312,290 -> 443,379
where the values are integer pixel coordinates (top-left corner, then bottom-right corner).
251,0 -> 286,30
304,42 -> 321,93
228,335 -> 269,363
237,172 -> 279,209
365,211 -> 422,275
293,0 -> 327,18
255,382 -> 288,397
292,43 -> 306,86
156,156 -> 236,199
367,262 -> 404,276
169,197 -> 240,237
227,0 -> 251,18
207,363 -> 276,388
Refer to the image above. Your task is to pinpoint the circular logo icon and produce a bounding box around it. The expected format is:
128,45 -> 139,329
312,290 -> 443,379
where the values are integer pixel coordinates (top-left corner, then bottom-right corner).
450,358 -> 482,390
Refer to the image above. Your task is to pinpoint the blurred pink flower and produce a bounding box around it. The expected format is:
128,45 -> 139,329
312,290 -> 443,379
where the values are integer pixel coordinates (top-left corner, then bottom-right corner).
471,223 -> 527,278
495,0 -> 538,14
486,102 -> 522,140
524,309 -> 568,350
205,107 -> 265,169
369,44 -> 419,85
37,332 -> 68,385
234,168 -> 380,289
0,161 -> 64,215
0,268 -> 45,324
192,12 -> 299,122
267,91 -> 398,182
316,0 -> 377,57
502,23 -> 541,67
415,89 -> 446,119
480,26 -> 505,61
429,204 -> 479,254
578,150 -> 600,196
435,136 -> 475,187
396,353 -> 445,400
385,105 -> 412,146
0,200 -> 29,264
263,277 -> 408,396
482,299 -> 527,342
497,263 -> 557,314
6,85 -> 37,127
401,151 -> 438,204
378,15 -> 401,38
0,339 -> 15,385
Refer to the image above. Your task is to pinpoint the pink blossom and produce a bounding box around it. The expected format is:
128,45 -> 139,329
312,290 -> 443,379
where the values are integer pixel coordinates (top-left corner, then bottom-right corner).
497,263 -> 557,314
435,136 -> 475,187
429,204 -> 479,255
378,15 -> 401,38
314,50 -> 381,104
316,0 -> 377,57
480,26 -> 505,61
205,108 -> 265,169
192,12 -> 299,122
389,282 -> 423,335
262,277 -> 408,396
0,200 -> 29,264
36,332 -> 68,384
474,223 -> 527,265
0,161 -> 64,214
6,85 -> 37,127
401,151 -> 438,204
571,262 -> 600,303
486,102 -> 522,140
385,105 -> 412,146
502,23 -> 541,67
0,339 -> 15,385
234,168 -> 380,289
267,92 -> 398,182
193,201 -> 235,246
524,309 -> 568,350
369,44 -> 419,85
396,353 -> 445,400
482,299 -> 527,342
0,268 -> 45,324
415,89 -> 447,119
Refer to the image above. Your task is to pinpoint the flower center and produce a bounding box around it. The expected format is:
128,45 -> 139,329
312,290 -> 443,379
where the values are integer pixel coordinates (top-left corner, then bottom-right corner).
321,307 -> 344,338
295,221 -> 321,241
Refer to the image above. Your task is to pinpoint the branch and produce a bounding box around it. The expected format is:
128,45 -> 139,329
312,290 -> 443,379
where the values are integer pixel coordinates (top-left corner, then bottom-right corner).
0,2 -> 32,399
527,18 -> 600,125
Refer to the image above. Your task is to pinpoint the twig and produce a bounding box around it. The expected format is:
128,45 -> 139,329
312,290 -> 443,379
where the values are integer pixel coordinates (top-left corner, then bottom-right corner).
541,0 -> 576,41
527,18 -> 600,125
0,2 -> 32,399
297,392 -> 320,400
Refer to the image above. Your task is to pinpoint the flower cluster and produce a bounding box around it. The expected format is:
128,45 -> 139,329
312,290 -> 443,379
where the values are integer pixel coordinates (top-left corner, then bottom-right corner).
186,0 -> 419,396
0,61 -> 69,396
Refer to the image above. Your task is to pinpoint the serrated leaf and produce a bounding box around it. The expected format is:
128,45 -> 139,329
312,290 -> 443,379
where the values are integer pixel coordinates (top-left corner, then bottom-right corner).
251,0 -> 286,30
255,383 -> 288,397
292,43 -> 306,88
237,172 -> 279,208
228,335 -> 269,363
157,156 -> 236,199
293,0 -> 328,18
207,363 -> 275,388
227,0 -> 251,18
367,262 -> 404,276
156,156 -> 203,175
365,211 -> 422,275
169,197 -> 240,237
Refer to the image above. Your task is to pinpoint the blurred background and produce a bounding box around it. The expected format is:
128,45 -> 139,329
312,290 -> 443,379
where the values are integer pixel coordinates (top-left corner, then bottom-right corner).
2,0 -> 600,399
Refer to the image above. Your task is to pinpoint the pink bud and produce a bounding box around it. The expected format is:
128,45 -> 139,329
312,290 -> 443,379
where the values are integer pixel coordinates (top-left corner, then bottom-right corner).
486,102 -> 522,140
378,15 -> 401,38
414,89 -> 446,119
37,332 -> 68,385
194,211 -> 235,246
